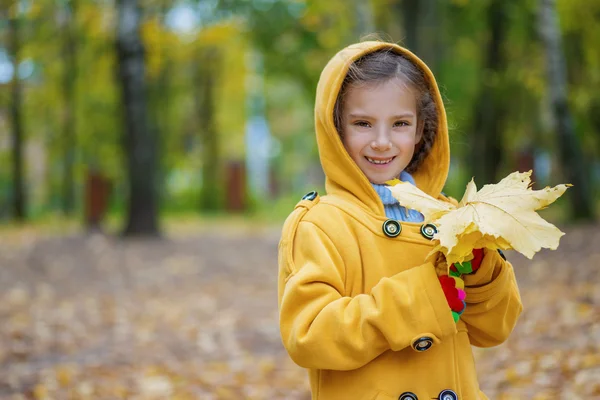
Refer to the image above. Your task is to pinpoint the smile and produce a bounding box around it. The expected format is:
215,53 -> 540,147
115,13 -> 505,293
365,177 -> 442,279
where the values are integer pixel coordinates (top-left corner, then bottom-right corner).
365,156 -> 395,165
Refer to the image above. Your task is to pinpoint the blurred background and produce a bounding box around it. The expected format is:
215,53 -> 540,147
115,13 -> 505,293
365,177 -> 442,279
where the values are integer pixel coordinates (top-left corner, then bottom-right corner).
1,0 -> 599,228
1,0 -> 599,399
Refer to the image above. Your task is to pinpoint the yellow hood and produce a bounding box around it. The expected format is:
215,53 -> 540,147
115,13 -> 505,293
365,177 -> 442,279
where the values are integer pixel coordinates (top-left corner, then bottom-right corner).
315,41 -> 450,215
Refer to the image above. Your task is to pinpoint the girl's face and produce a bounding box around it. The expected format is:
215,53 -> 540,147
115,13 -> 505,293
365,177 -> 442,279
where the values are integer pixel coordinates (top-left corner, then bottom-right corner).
341,78 -> 423,184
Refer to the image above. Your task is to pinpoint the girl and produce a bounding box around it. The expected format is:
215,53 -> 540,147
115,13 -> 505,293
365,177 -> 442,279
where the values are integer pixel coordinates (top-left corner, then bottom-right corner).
278,40 -> 522,400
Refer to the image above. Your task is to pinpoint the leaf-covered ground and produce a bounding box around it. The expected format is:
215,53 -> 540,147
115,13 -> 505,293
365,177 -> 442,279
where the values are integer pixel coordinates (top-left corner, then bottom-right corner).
0,222 -> 598,399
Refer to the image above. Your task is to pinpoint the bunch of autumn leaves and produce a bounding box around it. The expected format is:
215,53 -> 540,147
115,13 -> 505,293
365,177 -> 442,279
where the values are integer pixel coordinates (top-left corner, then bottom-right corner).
387,170 -> 570,322
387,170 -> 570,267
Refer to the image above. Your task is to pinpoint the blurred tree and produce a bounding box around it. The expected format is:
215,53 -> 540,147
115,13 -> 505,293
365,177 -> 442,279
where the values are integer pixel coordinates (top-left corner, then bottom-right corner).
376,0 -> 442,72
194,22 -> 249,210
216,0 -> 331,99
400,0 -> 419,52
19,0 -> 62,213
117,0 -> 160,235
372,0 -> 400,39
1,0 -> 594,223
499,2 -> 544,165
214,0 -> 358,194
144,0 -> 171,210
418,0 -> 442,73
558,0 -> 600,177
471,0 -> 509,185
76,2 -> 122,178
195,46 -> 221,211
539,0 -> 594,220
61,0 -> 78,215
8,3 -> 26,221
352,0 -> 375,39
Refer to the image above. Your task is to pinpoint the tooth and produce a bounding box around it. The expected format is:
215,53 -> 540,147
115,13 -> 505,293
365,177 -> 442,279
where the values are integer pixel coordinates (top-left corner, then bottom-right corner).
367,157 -> 393,164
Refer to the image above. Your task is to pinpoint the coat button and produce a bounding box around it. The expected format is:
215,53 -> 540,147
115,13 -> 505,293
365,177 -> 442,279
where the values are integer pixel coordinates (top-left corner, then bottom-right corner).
398,392 -> 418,400
382,219 -> 401,237
498,249 -> 506,260
420,223 -> 438,240
438,389 -> 458,400
301,191 -> 317,201
412,337 -> 433,352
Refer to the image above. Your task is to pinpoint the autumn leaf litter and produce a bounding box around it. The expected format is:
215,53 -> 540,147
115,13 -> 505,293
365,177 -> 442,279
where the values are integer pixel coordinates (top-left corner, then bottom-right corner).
0,221 -> 599,399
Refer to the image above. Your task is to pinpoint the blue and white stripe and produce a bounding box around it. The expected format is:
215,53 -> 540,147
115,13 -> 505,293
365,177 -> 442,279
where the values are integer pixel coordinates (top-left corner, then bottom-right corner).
372,170 -> 425,222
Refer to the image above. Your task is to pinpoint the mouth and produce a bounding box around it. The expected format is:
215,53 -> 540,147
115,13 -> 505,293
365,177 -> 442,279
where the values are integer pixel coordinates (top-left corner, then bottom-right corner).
365,156 -> 396,165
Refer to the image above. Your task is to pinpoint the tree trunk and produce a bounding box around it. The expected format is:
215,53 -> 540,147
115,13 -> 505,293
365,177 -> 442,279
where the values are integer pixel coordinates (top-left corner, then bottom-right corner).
155,0 -> 170,202
62,0 -> 78,215
539,0 -> 595,220
418,0 -> 441,73
390,0 -> 440,73
194,47 -> 221,212
400,0 -> 419,52
116,0 -> 160,236
9,10 -> 26,221
471,0 -> 508,185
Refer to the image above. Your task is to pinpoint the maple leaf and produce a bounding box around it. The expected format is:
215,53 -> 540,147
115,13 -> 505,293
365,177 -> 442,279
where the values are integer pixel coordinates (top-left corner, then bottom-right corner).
387,171 -> 571,265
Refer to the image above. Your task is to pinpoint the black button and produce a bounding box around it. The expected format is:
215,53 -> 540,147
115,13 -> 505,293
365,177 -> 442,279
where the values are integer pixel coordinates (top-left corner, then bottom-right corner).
420,223 -> 438,240
301,191 -> 317,201
382,219 -> 401,237
412,337 -> 433,352
438,389 -> 457,400
399,392 -> 418,400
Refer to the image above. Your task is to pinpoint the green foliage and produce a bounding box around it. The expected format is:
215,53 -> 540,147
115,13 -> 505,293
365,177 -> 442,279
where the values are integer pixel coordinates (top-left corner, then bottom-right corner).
1,0 -> 598,225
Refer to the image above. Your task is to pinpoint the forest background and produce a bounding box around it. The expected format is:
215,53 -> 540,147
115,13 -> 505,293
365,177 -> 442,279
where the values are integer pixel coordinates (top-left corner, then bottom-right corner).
1,0 -> 599,231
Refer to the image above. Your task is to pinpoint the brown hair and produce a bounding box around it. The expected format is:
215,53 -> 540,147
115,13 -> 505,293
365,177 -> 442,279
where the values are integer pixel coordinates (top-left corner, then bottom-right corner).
333,48 -> 438,174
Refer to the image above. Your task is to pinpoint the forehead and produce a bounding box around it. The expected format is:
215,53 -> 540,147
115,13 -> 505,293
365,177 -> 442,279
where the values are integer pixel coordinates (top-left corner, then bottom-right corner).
343,78 -> 417,112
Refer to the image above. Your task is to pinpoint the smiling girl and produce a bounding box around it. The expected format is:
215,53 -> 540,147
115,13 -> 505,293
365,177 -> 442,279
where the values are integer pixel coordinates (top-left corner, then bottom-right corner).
277,41 -> 522,400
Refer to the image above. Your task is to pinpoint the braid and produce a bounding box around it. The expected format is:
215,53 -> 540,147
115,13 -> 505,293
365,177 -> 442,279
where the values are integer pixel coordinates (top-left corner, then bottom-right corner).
406,90 -> 437,173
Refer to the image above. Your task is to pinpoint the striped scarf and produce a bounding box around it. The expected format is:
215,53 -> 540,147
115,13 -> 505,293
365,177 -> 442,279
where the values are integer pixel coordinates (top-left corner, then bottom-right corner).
371,170 -> 424,222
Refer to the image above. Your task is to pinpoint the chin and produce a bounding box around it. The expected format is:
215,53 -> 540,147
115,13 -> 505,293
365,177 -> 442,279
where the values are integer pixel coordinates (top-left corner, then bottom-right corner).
369,177 -> 392,185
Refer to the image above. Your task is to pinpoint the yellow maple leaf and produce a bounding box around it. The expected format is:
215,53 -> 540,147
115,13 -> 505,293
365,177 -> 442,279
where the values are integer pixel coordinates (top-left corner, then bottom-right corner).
387,171 -> 570,264
385,179 -> 454,222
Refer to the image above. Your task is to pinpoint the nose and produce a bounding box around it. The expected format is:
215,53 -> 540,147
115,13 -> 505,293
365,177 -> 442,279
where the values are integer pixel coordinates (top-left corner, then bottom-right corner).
370,127 -> 392,151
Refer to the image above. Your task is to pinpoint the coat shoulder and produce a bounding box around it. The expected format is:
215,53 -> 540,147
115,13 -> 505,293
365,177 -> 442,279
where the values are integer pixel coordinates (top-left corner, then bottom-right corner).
279,193 -> 349,273
282,192 -> 347,234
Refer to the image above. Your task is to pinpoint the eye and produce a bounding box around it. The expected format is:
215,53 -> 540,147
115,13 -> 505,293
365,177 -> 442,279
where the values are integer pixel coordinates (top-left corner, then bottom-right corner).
393,120 -> 410,127
353,120 -> 371,128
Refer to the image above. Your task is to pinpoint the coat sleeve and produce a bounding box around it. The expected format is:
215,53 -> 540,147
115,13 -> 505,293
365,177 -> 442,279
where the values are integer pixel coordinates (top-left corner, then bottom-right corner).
461,249 -> 523,347
278,220 -> 457,371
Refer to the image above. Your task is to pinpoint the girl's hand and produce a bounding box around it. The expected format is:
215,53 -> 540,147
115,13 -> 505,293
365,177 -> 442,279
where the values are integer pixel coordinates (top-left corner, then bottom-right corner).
435,248 -> 484,322
449,248 -> 484,276
434,248 -> 483,277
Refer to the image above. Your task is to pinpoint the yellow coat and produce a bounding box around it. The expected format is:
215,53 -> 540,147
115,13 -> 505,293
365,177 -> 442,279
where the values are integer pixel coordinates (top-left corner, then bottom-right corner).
278,41 -> 522,400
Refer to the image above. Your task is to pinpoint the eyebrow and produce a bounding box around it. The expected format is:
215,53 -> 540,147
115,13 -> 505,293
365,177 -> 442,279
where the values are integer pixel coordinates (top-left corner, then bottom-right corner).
348,113 -> 415,119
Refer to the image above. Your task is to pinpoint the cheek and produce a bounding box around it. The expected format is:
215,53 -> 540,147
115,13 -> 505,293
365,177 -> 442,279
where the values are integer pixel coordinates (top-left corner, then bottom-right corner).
343,134 -> 369,154
395,129 -> 420,146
